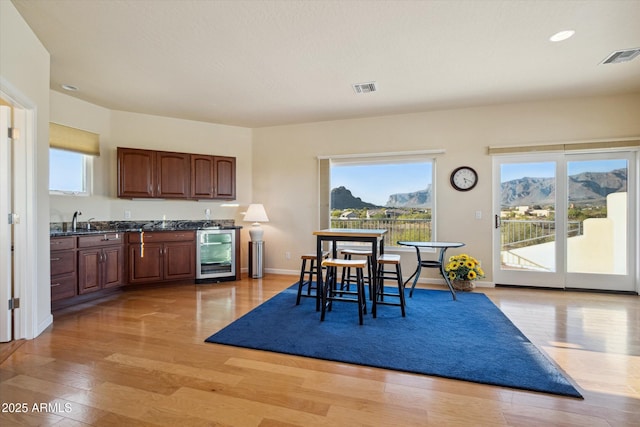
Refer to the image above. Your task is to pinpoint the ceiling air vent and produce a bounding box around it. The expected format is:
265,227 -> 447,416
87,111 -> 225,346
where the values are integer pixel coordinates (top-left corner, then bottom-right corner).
352,81 -> 378,94
601,48 -> 640,64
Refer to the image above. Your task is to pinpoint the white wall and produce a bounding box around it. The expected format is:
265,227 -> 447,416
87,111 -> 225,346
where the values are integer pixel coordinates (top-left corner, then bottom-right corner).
0,0 -> 52,337
253,93 -> 640,282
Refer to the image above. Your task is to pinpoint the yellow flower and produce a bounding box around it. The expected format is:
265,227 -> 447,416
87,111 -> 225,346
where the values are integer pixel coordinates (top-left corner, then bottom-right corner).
465,260 -> 475,268
467,270 -> 477,280
448,272 -> 456,280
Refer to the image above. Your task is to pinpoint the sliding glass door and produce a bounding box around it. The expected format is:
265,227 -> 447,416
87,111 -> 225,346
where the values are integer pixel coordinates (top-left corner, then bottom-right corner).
493,151 -> 636,292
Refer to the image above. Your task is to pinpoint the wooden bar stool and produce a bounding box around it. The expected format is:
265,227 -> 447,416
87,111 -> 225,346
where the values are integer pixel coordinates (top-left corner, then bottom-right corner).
296,251 -> 329,306
372,254 -> 406,318
340,248 -> 374,298
321,258 -> 368,325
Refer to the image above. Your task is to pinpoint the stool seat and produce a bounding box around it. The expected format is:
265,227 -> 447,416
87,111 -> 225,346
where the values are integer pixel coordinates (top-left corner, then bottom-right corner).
341,249 -> 373,256
377,254 -> 401,264
301,251 -> 329,260
322,258 -> 367,269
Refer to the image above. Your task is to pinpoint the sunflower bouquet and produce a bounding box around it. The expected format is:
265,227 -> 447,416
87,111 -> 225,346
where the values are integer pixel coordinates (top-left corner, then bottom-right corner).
445,253 -> 485,286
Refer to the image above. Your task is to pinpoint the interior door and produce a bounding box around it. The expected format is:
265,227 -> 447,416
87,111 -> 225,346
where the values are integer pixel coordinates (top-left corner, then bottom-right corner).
0,105 -> 13,341
494,151 -> 636,292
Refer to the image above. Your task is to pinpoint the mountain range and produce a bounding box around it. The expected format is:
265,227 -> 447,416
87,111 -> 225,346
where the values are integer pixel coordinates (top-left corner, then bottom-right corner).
331,169 -> 627,210
501,168 -> 627,207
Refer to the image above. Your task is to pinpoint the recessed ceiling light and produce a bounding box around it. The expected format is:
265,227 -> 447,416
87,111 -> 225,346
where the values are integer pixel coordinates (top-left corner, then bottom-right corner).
61,84 -> 79,91
549,30 -> 575,42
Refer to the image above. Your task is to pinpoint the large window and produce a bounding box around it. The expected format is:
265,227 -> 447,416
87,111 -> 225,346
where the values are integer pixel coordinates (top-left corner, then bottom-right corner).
327,155 -> 435,247
49,148 -> 92,195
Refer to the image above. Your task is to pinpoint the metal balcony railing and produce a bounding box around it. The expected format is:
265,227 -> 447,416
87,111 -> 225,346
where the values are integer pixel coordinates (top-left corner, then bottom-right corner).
330,218 -> 583,251
500,219 -> 583,250
330,218 -> 431,247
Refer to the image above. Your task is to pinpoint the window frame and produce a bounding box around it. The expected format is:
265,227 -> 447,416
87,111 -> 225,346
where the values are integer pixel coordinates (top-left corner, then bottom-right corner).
49,148 -> 93,196
319,150 -> 442,249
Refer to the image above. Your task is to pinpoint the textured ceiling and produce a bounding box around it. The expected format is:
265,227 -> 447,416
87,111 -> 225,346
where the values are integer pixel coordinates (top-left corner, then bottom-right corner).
12,0 -> 640,128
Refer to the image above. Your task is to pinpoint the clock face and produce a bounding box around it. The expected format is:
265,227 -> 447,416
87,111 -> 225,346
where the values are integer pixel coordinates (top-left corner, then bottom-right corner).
450,167 -> 478,191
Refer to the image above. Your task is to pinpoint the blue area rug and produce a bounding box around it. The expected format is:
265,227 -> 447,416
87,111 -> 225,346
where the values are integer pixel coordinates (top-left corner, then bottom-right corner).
205,284 -> 582,398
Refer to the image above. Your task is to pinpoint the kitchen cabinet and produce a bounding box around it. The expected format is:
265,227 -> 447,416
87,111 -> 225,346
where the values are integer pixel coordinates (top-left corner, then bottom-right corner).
118,147 -> 235,200
213,156 -> 236,199
117,148 -> 190,199
156,151 -> 190,198
50,236 -> 77,301
77,233 -> 124,294
190,155 -> 236,200
117,147 -> 155,198
127,231 -> 195,284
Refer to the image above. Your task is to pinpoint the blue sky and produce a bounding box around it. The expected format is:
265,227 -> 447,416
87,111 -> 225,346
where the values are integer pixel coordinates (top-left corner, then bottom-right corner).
331,162 -> 432,206
50,149 -> 84,192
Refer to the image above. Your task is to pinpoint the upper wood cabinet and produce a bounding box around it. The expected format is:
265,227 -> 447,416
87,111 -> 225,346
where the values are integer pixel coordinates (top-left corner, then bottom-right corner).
214,156 -> 236,199
118,147 -> 235,200
190,155 -> 236,200
117,148 -> 155,198
156,151 -> 190,198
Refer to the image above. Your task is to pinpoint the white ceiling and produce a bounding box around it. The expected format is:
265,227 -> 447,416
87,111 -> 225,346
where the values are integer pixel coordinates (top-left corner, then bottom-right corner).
12,0 -> 640,128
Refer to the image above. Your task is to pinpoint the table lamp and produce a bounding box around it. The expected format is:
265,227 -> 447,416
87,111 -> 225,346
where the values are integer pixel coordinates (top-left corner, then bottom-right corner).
244,203 -> 269,242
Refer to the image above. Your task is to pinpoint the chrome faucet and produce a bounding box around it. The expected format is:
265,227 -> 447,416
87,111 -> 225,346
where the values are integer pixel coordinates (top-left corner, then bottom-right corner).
72,211 -> 81,232
87,217 -> 95,230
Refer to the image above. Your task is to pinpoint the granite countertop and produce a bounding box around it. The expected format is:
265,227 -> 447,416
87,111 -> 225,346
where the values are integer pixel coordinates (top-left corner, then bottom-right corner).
50,219 -> 241,237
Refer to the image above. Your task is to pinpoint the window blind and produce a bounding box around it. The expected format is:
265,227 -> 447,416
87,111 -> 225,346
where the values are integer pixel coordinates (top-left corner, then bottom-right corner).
49,122 -> 100,156
488,139 -> 640,155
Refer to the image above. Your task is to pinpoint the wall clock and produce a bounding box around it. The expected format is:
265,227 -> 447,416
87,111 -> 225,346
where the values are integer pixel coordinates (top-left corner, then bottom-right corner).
450,166 -> 478,191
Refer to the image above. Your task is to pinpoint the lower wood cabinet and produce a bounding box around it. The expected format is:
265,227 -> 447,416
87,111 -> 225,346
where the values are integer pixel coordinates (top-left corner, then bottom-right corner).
127,231 -> 195,284
50,236 -> 77,301
78,233 -> 125,294
50,230 -> 196,304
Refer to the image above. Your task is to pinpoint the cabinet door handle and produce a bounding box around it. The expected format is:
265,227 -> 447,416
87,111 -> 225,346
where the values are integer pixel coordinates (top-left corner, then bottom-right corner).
51,257 -> 61,261
51,282 -> 61,287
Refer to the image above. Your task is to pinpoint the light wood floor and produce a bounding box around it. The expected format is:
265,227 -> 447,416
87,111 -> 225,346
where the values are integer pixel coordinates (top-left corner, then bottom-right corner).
1,274 -> 638,426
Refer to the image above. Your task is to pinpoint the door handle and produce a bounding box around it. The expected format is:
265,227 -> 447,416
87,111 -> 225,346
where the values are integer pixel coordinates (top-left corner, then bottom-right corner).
495,214 -> 501,229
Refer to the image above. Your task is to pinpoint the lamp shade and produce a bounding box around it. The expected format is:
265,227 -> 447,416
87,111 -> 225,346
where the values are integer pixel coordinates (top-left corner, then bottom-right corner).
244,204 -> 269,223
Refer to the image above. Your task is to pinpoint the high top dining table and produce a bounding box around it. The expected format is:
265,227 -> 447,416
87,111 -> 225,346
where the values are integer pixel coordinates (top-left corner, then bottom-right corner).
397,241 -> 465,300
313,228 -> 387,311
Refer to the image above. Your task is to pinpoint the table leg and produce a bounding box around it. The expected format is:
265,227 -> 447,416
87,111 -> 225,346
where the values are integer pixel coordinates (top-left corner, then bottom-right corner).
316,237 -> 322,312
403,246 -> 423,297
439,248 -> 457,301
